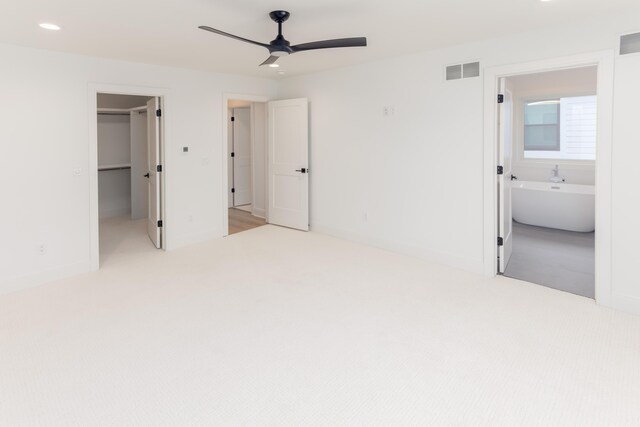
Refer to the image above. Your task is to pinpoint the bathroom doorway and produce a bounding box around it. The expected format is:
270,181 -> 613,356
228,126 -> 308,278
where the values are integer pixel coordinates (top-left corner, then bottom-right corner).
499,67 -> 597,298
484,52 -> 615,305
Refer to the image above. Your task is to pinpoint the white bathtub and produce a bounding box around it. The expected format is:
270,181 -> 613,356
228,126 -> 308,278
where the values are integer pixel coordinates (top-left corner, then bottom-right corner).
511,181 -> 595,232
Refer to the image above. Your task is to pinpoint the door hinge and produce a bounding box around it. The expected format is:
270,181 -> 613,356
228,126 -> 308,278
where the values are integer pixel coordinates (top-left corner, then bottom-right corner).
497,94 -> 504,104
157,165 -> 163,172
497,165 -> 504,175
156,109 -> 162,117
497,237 -> 504,246
157,220 -> 163,228
231,116 -> 235,122
231,152 -> 235,158
231,188 -> 235,193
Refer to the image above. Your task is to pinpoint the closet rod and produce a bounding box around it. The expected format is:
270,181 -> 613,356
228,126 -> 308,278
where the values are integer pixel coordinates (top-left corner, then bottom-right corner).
98,166 -> 131,171
97,112 -> 131,116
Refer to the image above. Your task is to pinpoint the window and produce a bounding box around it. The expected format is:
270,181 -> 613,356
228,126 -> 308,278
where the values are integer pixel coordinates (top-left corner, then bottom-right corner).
524,101 -> 560,151
523,95 -> 597,161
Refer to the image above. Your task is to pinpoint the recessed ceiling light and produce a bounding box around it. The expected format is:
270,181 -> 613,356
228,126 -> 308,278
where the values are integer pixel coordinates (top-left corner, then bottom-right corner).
539,0 -> 553,2
277,71 -> 286,75
39,23 -> 61,31
268,63 -> 280,68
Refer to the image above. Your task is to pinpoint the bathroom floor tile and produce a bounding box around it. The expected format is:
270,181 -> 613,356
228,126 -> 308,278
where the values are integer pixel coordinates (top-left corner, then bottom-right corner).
504,221 -> 595,298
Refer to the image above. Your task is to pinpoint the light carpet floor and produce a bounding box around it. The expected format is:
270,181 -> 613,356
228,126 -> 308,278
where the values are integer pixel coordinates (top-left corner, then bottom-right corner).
1,223 -> 639,426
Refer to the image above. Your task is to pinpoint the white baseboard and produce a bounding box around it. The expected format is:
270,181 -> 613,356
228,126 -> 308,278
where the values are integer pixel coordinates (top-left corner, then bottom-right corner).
252,207 -> 266,219
99,207 -> 131,219
167,228 -> 222,251
0,260 -> 93,295
311,223 -> 484,275
611,294 -> 640,316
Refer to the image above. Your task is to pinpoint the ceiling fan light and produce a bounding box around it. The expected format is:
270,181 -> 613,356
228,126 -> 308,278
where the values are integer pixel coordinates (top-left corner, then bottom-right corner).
268,63 -> 280,68
39,23 -> 61,31
271,51 -> 289,57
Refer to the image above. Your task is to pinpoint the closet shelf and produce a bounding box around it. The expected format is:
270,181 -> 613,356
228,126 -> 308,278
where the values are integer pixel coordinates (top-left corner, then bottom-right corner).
98,163 -> 131,171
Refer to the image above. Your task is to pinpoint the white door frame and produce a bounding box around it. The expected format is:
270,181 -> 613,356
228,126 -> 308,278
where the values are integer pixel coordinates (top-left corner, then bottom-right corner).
88,83 -> 169,271
221,93 -> 269,236
483,50 -> 615,307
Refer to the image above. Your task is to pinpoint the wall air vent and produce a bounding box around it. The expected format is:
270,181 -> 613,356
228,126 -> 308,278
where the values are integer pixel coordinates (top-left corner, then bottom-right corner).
620,32 -> 640,55
445,61 -> 481,81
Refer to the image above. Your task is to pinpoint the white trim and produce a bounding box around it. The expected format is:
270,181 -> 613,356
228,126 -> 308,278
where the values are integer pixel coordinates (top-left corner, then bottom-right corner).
88,83 -> 169,271
221,93 -> 269,236
252,208 -> 266,219
0,261 -> 92,295
483,50 -> 615,308
312,224 -> 485,275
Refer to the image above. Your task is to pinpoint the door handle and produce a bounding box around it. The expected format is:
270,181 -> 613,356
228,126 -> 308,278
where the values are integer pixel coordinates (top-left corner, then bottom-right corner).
295,168 -> 308,174
144,173 -> 150,178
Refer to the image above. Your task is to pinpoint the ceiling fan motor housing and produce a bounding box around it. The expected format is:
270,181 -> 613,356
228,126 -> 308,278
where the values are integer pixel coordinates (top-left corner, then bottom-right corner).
269,11 -> 290,23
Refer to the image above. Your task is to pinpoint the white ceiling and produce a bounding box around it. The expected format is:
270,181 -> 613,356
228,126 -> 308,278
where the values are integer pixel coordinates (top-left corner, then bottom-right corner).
2,0 -> 639,79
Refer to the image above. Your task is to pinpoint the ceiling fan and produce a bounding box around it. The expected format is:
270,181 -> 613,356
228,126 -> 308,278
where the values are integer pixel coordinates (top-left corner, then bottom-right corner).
199,10 -> 367,67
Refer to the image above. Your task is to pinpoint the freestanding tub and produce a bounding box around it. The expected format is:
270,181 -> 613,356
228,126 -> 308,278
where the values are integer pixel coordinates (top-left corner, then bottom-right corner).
511,181 -> 595,232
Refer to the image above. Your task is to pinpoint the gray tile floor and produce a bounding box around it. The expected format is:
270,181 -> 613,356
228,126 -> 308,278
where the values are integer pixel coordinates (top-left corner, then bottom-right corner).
504,221 -> 595,298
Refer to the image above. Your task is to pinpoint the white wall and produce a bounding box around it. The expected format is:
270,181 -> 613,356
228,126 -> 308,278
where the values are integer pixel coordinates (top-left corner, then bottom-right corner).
507,67 -> 597,185
0,43 -> 274,292
251,102 -> 267,218
276,12 -> 640,312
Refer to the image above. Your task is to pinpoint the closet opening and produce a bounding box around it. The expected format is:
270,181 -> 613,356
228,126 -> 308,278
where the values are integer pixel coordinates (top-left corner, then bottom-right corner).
96,93 -> 165,264
226,98 -> 268,235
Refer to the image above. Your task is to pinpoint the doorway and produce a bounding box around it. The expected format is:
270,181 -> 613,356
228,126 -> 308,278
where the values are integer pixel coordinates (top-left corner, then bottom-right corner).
498,67 -> 597,297
227,99 -> 268,235
484,51 -> 614,305
95,93 -> 165,264
222,95 -> 310,236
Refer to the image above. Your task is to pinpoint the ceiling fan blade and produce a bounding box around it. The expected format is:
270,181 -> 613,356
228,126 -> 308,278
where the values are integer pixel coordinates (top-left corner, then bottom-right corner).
291,37 -> 367,52
259,56 -> 279,66
198,26 -> 270,49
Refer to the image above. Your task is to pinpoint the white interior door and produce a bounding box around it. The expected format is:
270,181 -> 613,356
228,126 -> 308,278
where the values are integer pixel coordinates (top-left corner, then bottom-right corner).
227,109 -> 234,208
146,97 -> 162,248
498,79 -> 513,273
267,98 -> 309,231
130,110 -> 148,220
232,107 -> 252,206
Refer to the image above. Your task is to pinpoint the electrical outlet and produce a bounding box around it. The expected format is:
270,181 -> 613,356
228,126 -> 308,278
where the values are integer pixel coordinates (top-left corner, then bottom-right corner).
383,106 -> 389,116
362,211 -> 368,222
38,244 -> 47,255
